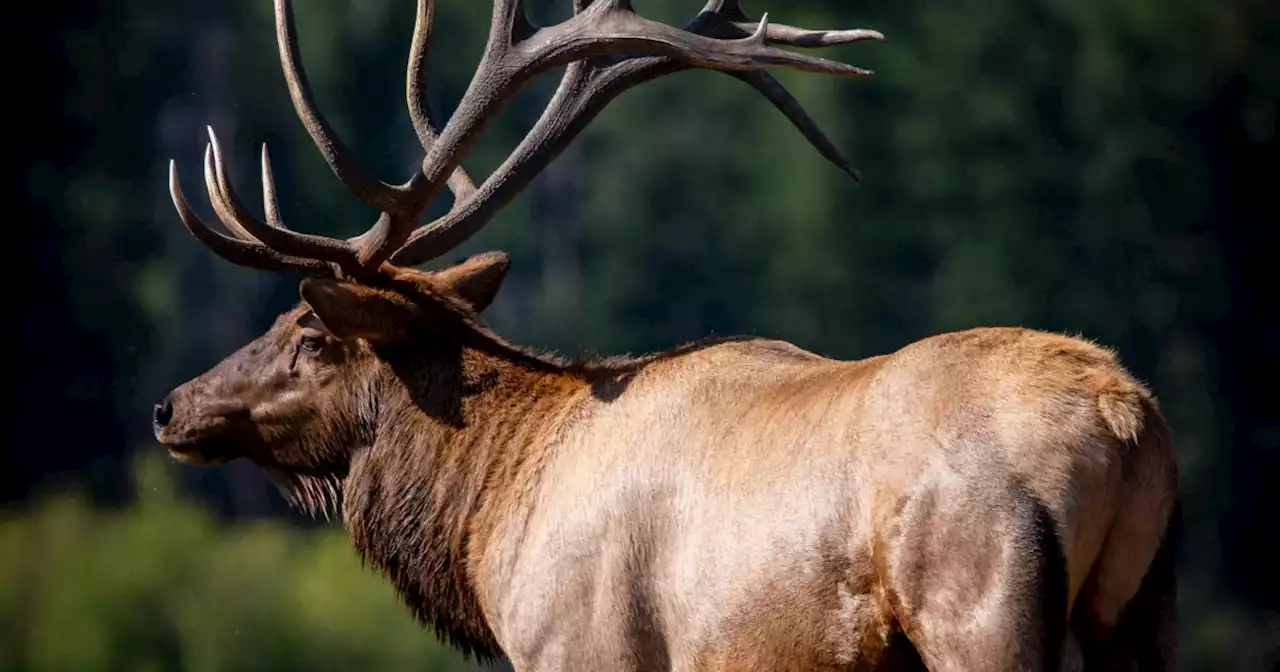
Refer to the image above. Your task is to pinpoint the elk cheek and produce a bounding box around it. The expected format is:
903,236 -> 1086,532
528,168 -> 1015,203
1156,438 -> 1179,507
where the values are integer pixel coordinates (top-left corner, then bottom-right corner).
249,387 -> 315,426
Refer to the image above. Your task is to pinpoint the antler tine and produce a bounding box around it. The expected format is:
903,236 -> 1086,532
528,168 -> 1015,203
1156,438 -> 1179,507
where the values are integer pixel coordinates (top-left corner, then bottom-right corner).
406,0 -> 476,203
415,0 -> 872,183
202,127 -> 364,269
728,71 -> 861,180
564,10 -> 872,77
392,57 -> 671,266
391,1 -> 878,265
274,0 -> 405,212
260,144 -> 288,231
340,0 -> 506,272
168,160 -> 331,274
171,0 -> 879,279
200,136 -> 260,243
710,0 -> 884,47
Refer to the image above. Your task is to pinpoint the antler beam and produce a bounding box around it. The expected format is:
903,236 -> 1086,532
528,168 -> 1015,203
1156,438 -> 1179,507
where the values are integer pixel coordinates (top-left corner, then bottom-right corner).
169,0 -> 882,278
393,0 -> 881,265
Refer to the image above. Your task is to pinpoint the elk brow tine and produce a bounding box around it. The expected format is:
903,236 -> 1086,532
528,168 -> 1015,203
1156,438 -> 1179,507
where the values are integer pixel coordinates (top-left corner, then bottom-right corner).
199,140 -> 257,241
406,0 -> 477,203
207,128 -> 262,230
169,161 -> 330,273
206,129 -> 361,267
201,143 -> 260,242
205,129 -> 282,240
275,0 -> 403,212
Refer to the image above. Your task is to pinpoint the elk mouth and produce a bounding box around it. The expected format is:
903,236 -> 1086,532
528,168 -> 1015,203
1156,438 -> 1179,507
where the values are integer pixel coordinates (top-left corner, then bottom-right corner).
154,416 -> 240,466
162,435 -> 238,466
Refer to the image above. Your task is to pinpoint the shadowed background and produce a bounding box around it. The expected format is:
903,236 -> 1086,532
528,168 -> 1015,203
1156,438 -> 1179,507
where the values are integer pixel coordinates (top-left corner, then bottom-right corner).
5,0 -> 1278,669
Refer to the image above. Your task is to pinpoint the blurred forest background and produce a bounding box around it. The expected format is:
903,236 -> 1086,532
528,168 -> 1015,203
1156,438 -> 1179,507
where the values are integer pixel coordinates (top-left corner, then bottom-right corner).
5,0 -> 1279,669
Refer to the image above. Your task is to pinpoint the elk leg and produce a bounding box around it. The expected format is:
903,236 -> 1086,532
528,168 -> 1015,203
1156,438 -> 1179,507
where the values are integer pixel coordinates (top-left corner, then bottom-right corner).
1072,401 -> 1180,671
879,474 -> 1069,672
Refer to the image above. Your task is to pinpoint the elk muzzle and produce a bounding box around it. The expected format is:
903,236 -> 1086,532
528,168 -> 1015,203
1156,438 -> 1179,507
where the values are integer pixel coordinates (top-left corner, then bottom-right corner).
152,380 -> 244,466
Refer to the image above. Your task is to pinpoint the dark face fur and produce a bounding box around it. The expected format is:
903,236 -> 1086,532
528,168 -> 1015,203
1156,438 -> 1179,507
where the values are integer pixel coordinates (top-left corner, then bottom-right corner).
153,251 -> 511,473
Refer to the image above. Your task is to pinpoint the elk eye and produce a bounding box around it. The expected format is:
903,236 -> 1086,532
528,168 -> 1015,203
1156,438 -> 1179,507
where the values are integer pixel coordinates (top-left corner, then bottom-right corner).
299,329 -> 326,353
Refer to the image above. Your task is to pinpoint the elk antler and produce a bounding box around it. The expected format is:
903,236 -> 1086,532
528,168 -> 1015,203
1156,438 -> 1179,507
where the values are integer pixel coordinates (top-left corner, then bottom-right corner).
169,0 -> 882,279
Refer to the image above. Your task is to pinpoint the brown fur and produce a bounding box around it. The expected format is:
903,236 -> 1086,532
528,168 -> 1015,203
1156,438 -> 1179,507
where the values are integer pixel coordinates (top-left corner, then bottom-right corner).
155,257 -> 1181,671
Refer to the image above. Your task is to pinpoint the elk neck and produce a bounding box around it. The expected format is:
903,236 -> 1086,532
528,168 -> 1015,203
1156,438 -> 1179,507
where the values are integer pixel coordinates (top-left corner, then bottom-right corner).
341,322 -> 590,661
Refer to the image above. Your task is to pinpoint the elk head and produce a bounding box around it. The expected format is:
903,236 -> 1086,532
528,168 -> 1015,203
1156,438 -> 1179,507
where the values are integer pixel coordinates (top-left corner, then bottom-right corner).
153,0 -> 881,490
153,253 -> 511,470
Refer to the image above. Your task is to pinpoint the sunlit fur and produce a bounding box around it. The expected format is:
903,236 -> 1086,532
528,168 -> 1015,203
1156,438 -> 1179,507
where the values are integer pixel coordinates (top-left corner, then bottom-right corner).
156,252 -> 1180,671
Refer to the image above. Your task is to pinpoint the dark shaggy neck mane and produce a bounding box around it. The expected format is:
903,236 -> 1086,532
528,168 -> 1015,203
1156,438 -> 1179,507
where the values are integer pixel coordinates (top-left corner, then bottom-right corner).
313,310 -> 763,661
338,320 -> 589,662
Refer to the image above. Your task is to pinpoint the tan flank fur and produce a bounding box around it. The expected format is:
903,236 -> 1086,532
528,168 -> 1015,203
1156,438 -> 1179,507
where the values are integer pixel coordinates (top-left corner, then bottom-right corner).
153,1 -> 1181,670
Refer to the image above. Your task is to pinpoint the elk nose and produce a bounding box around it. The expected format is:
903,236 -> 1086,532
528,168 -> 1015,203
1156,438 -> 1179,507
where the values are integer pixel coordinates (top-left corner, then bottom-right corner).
153,396 -> 175,428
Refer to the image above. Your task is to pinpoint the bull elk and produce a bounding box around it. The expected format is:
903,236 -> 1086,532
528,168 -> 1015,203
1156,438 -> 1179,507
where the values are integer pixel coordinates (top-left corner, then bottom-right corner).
153,0 -> 1181,669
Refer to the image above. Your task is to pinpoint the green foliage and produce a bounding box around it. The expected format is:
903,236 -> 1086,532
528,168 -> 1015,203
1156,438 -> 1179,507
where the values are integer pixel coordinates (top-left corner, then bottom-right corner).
0,455 -> 487,672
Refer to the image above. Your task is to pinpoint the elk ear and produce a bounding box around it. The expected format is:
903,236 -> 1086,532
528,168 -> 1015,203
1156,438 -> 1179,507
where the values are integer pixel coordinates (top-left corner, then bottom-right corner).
299,278 -> 424,345
432,251 -> 511,313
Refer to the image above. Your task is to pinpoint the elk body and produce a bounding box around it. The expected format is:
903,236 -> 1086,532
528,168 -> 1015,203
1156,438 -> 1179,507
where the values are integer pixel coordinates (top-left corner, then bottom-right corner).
153,1 -> 1181,670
